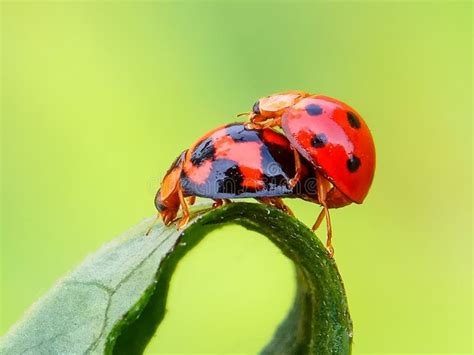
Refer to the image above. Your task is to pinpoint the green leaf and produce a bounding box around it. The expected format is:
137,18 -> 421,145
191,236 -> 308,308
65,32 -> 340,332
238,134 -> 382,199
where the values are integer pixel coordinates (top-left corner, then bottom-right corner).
0,202 -> 352,354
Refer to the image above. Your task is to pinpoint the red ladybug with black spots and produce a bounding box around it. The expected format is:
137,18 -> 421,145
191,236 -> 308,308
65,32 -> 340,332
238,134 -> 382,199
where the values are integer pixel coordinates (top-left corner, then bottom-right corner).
154,123 -> 318,230
244,91 -> 376,255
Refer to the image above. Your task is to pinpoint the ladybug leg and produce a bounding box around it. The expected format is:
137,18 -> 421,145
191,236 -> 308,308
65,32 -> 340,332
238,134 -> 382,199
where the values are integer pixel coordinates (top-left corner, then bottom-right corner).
176,185 -> 190,230
260,117 -> 281,129
186,195 -> 196,206
244,112 -> 267,128
213,199 -> 223,208
313,173 -> 334,258
272,197 -> 294,216
244,117 -> 281,130
213,198 -> 232,208
245,122 -> 265,130
288,146 -> 302,189
321,204 -> 333,258
256,197 -> 273,209
311,208 -> 326,232
256,197 -> 293,216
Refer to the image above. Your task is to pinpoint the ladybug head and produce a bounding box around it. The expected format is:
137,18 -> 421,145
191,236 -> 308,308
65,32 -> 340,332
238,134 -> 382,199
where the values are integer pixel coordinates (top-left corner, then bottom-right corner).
249,91 -> 309,122
154,151 -> 186,226
251,91 -> 308,119
154,192 -> 168,213
154,190 -> 179,225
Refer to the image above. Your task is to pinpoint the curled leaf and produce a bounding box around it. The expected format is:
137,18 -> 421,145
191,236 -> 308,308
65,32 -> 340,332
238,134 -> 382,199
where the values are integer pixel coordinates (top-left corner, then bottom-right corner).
0,203 -> 352,354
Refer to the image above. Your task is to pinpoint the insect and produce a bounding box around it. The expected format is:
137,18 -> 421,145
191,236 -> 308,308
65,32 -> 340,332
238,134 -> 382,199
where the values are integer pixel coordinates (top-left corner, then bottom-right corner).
244,91 -> 376,255
154,123 -> 318,230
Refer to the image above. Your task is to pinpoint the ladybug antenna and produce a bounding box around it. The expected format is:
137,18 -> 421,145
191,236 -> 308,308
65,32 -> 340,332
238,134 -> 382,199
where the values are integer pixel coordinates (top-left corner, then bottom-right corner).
237,112 -> 257,121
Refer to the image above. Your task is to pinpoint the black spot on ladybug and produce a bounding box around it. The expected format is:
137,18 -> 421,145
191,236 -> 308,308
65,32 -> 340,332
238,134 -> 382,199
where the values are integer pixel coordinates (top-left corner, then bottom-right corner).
217,164 -> 245,194
347,155 -> 361,172
311,133 -> 328,148
347,111 -> 361,129
261,143 -> 289,191
252,100 -> 260,114
190,138 -> 215,166
305,104 -> 323,116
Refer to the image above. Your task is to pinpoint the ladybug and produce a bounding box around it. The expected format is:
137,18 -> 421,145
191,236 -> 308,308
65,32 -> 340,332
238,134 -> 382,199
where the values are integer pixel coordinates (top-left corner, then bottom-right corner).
245,91 -> 376,255
154,123 -> 318,230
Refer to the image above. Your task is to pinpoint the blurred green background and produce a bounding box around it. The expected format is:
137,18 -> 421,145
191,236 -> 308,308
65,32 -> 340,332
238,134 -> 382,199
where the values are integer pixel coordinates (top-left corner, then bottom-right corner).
1,1 -> 472,354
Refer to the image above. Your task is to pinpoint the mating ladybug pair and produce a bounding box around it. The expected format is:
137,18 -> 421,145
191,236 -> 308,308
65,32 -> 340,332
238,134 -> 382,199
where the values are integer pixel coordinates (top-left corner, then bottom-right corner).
153,91 -> 376,256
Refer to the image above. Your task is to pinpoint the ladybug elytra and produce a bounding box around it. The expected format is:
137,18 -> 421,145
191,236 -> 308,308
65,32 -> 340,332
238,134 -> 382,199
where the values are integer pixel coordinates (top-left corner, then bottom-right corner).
154,123 -> 319,229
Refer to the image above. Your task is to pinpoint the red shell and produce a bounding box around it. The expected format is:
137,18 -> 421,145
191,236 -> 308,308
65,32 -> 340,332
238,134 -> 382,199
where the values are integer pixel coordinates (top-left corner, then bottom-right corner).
281,95 -> 375,203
